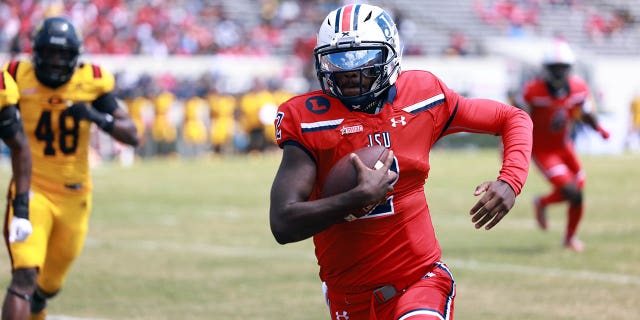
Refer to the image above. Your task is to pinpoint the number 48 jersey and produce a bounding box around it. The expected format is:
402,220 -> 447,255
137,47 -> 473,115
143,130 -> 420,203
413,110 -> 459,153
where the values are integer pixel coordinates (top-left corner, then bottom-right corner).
3,60 -> 114,194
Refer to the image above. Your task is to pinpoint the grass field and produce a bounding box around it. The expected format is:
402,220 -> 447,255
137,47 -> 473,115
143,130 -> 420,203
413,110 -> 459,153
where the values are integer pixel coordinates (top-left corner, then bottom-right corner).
0,149 -> 639,320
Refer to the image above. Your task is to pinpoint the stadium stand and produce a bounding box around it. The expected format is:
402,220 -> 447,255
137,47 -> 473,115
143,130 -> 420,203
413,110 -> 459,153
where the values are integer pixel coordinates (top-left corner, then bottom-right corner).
0,0 -> 637,160
1,1 -> 637,57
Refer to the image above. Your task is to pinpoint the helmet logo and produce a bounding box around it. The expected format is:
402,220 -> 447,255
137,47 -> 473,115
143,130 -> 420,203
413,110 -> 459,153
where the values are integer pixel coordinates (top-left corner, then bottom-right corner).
50,36 -> 67,45
375,12 -> 395,41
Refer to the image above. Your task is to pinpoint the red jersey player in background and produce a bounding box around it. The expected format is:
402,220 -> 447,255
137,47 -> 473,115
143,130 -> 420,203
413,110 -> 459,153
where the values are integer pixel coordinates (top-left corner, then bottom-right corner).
522,40 -> 610,252
269,3 -> 533,320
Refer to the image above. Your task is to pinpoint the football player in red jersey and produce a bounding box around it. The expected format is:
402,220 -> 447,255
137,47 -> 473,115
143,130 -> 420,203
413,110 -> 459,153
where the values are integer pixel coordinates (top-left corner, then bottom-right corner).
522,40 -> 609,252
269,3 -> 533,320
1,17 -> 139,320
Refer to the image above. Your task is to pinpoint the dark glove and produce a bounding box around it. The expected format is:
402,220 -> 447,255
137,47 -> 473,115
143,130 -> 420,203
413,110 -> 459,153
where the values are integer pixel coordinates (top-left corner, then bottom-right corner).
67,103 -> 115,132
12,192 -> 28,219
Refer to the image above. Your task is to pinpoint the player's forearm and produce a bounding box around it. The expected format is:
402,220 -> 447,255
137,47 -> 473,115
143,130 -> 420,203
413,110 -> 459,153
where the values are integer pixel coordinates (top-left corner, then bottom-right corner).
270,193 -> 365,244
109,117 -> 140,146
10,139 -> 31,195
498,107 -> 533,195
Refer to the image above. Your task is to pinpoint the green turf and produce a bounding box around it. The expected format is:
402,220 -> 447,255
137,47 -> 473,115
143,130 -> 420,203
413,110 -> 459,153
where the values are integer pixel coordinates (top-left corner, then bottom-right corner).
0,149 -> 638,319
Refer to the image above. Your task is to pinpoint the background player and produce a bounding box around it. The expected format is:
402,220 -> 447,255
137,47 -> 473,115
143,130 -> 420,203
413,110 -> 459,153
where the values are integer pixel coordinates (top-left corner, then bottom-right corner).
625,92 -> 640,152
521,40 -> 610,252
1,17 -> 139,320
1,70 -> 33,246
269,3 -> 533,319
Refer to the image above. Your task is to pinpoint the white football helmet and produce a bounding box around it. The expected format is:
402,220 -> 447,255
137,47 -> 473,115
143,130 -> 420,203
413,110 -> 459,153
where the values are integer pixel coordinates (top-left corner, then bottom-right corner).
541,40 -> 576,66
314,4 -> 402,108
541,40 -> 575,90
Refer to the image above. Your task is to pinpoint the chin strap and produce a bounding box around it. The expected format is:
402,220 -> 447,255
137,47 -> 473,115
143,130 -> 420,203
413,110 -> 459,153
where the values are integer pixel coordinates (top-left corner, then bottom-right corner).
359,99 -> 384,114
348,93 -> 387,114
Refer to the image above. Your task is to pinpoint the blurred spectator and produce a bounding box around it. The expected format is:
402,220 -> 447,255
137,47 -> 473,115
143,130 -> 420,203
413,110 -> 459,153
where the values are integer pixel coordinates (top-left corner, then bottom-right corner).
151,88 -> 178,156
626,93 -> 640,152
181,94 -> 209,158
585,8 -> 609,43
238,78 -> 274,153
443,31 -> 470,56
206,85 -> 238,155
391,7 -> 423,55
123,89 -> 152,154
264,78 -> 294,147
474,0 -> 539,37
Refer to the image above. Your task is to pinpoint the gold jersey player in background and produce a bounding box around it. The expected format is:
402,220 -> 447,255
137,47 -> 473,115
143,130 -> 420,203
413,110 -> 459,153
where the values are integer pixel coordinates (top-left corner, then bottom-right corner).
1,17 -> 139,320
1,70 -> 33,247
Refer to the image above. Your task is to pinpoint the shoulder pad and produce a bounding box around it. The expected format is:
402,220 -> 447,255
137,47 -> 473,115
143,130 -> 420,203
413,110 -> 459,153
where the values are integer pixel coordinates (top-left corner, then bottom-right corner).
0,71 -> 20,106
78,63 -> 115,93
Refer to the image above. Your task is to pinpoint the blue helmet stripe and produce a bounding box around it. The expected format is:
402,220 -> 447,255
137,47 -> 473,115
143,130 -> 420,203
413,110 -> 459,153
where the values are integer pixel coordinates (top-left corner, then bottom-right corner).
334,7 -> 342,33
352,4 -> 360,30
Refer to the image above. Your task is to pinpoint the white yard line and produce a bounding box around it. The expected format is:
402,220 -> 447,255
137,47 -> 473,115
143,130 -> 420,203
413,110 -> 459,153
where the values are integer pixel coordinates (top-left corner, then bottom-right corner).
447,258 -> 640,285
47,316 -> 106,320
86,238 -> 640,286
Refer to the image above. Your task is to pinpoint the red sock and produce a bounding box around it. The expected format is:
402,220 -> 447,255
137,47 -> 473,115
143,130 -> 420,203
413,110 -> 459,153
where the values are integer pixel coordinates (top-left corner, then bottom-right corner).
540,188 -> 565,206
566,203 -> 584,241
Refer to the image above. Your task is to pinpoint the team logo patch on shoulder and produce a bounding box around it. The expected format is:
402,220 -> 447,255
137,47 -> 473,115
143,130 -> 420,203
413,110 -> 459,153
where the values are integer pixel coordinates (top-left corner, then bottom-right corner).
306,96 -> 331,114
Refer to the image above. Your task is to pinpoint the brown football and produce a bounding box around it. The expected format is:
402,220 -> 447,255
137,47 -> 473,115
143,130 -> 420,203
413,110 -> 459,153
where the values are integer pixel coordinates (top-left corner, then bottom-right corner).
321,145 -> 390,199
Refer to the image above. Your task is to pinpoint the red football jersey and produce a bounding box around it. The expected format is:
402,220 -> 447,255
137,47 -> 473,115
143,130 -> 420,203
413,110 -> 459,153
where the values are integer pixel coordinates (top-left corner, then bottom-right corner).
275,70 -> 532,292
522,75 -> 590,151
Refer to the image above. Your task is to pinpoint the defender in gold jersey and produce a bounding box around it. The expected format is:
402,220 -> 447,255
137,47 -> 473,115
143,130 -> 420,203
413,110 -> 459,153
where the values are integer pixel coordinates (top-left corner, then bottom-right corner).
1,17 -> 139,320
1,70 -> 33,245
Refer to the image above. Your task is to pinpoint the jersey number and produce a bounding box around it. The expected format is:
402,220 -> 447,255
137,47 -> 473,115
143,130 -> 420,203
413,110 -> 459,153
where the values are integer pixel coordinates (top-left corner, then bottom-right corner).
35,110 -> 80,155
365,156 -> 399,218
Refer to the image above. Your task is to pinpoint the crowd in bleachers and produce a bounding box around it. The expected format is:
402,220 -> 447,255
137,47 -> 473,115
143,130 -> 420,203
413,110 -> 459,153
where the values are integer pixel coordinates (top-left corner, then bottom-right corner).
472,0 -> 636,42
1,0 -> 638,163
0,0 -> 342,56
2,1 -> 637,57
0,0 -> 331,161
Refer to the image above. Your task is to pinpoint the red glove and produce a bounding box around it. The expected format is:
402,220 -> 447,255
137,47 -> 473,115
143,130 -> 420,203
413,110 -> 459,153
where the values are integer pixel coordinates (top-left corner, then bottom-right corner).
596,125 -> 610,140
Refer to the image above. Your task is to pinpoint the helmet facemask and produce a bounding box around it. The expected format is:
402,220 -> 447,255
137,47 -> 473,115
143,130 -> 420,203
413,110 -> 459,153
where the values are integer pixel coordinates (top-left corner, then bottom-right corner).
315,44 -> 396,108
33,46 -> 79,88
543,63 -> 571,91
31,17 -> 82,88
314,4 -> 402,111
